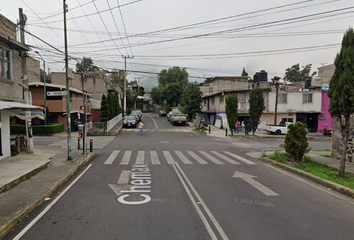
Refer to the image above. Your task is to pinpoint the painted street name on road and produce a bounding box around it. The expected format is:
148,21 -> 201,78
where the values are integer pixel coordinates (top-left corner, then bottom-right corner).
109,165 -> 152,205
233,171 -> 279,196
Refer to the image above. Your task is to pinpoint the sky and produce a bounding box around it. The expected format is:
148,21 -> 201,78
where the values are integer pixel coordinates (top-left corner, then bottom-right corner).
2,0 -> 354,92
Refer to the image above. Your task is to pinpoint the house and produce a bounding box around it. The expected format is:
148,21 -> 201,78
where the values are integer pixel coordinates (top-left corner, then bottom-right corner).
200,76 -> 271,128
0,12 -> 43,160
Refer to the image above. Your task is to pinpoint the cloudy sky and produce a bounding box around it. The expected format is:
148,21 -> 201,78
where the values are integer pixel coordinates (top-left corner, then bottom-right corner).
2,0 -> 354,92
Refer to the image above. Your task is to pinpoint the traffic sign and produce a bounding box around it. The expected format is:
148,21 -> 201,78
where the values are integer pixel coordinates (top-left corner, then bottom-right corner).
47,91 -> 67,96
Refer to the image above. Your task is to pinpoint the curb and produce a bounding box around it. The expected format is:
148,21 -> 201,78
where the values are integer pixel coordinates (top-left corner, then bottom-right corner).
259,157 -> 354,199
0,152 -> 96,239
115,124 -> 123,135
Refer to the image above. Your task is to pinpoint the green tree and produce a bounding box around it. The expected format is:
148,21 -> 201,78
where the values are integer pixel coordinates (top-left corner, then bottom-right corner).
166,82 -> 183,107
100,94 -> 109,122
225,95 -> 238,135
283,63 -> 317,82
158,66 -> 189,87
76,57 -> 100,72
114,92 -> 121,115
204,77 -> 213,84
241,67 -> 248,76
328,28 -> 354,178
249,88 -> 265,135
180,84 -> 202,120
281,122 -> 310,162
110,68 -> 125,85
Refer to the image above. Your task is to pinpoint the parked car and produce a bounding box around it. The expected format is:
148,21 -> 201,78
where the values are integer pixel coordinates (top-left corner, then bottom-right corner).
159,110 -> 167,117
129,113 -> 140,122
266,122 -> 293,135
131,111 -> 142,121
170,112 -> 187,126
123,115 -> 138,128
167,111 -> 173,121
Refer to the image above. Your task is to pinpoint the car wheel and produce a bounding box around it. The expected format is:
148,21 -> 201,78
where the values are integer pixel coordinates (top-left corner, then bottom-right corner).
172,121 -> 175,126
275,130 -> 281,135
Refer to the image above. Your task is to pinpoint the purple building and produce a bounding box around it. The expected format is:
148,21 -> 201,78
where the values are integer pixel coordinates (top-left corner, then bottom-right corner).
318,90 -> 333,132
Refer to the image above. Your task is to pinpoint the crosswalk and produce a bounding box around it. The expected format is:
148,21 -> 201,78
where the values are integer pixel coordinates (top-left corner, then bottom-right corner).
103,150 -> 256,165
122,129 -> 192,132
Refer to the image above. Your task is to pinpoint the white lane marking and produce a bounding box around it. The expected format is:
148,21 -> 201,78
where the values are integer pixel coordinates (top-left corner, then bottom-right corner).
211,151 -> 239,165
163,151 -> 176,164
108,170 -> 131,196
175,151 -> 193,164
223,151 -> 256,165
135,151 -> 145,165
150,115 -> 159,129
120,151 -> 132,165
199,151 -> 224,164
265,164 -> 354,205
13,164 -> 93,240
104,150 -> 120,165
174,163 -> 229,240
187,151 -> 208,164
233,171 -> 278,196
172,163 -> 218,240
150,151 -> 161,165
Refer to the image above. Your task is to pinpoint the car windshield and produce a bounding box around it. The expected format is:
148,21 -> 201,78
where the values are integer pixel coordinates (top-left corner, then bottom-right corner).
126,116 -> 135,120
173,113 -> 183,116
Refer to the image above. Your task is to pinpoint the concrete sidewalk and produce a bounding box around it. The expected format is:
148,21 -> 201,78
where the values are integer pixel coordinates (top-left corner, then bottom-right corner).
0,144 -> 96,239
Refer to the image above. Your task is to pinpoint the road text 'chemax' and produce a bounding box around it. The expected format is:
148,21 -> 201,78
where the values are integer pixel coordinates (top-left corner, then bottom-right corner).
117,165 -> 152,205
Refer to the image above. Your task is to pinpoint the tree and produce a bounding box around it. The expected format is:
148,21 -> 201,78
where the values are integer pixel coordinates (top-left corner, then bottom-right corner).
114,92 -> 121,115
110,68 -> 126,86
225,95 -> 238,136
180,84 -> 202,120
249,88 -> 265,135
158,66 -> 189,87
281,122 -> 310,162
166,82 -> 183,107
241,67 -> 248,76
328,28 -> 354,178
283,63 -> 317,82
100,94 -> 109,122
76,57 -> 100,72
204,77 -> 213,84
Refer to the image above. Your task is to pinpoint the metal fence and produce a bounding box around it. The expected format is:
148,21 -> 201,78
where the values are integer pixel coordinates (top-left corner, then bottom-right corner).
87,113 -> 122,135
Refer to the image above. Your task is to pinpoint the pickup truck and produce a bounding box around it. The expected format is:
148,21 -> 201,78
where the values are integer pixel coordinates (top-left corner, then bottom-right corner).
266,122 -> 293,135
170,112 -> 187,126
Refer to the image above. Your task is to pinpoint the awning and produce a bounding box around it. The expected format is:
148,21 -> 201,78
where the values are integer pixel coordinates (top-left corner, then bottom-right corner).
0,101 -> 43,112
9,111 -> 45,120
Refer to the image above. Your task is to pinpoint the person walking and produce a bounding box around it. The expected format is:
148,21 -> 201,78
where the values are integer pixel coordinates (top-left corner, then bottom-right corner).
138,121 -> 144,134
235,121 -> 240,134
244,118 -> 250,135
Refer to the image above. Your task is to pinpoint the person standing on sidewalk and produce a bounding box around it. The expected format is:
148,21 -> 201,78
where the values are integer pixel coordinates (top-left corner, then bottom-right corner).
244,118 -> 250,135
235,121 -> 240,134
138,121 -> 144,134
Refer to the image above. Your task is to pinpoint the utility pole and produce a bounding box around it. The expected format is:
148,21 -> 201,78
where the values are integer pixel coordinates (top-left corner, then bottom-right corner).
272,76 -> 281,125
19,8 -> 34,153
63,0 -> 72,160
35,51 -> 46,125
122,55 -> 134,116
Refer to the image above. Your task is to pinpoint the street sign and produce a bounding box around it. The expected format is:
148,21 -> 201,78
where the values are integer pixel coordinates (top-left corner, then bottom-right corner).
47,91 -> 67,96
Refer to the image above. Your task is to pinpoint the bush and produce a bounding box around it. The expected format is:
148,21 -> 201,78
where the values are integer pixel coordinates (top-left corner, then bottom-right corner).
280,122 -> 310,162
10,124 -> 64,135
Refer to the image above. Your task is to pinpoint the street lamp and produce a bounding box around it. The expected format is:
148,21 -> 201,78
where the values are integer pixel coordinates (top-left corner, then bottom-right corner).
35,51 -> 46,125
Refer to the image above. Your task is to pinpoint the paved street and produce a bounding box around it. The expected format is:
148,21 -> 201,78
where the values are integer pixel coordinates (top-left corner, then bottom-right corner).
4,115 -> 354,240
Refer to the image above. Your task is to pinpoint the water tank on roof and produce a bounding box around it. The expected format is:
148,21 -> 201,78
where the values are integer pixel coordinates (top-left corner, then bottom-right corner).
258,70 -> 267,81
304,78 -> 312,89
322,83 -> 329,90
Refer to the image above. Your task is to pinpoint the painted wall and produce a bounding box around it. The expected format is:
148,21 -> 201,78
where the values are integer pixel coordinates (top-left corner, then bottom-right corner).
318,90 -> 333,132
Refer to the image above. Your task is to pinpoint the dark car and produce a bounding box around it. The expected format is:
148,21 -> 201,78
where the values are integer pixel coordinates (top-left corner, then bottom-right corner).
159,110 -> 167,117
129,113 -> 140,122
123,115 -> 138,128
131,110 -> 142,120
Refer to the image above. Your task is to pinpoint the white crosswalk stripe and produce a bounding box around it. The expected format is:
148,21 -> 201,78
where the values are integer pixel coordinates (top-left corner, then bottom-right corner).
211,151 -> 239,164
120,151 -> 132,165
175,151 -> 193,164
150,151 -> 161,165
199,151 -> 224,164
103,150 -> 255,166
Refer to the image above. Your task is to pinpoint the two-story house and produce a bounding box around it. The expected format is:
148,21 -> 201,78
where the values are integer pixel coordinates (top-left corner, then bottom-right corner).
0,12 -> 43,160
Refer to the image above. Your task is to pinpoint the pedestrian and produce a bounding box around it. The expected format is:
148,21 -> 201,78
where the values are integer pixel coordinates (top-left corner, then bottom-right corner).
138,121 -> 144,134
244,118 -> 250,135
235,121 -> 240,134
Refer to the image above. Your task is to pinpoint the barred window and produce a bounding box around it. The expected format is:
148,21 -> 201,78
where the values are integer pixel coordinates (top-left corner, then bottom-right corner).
278,94 -> 287,103
220,95 -> 224,103
238,93 -> 245,102
303,93 -> 313,103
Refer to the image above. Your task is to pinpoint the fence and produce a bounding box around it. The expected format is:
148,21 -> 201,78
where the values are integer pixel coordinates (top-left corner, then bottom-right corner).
87,113 -> 122,135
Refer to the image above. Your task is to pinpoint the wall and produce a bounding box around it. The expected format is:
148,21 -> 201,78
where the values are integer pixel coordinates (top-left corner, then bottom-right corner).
0,111 -> 10,160
332,118 -> 354,163
318,64 -> 335,84
318,91 -> 332,132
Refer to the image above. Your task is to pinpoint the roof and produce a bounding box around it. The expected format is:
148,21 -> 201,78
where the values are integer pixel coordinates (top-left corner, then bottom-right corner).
0,101 -> 42,111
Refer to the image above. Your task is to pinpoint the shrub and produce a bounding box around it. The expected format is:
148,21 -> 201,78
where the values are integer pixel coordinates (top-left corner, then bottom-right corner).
10,124 -> 64,135
280,122 -> 310,162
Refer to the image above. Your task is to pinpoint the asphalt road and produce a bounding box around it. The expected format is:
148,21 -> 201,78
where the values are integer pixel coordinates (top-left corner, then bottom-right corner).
5,114 -> 354,240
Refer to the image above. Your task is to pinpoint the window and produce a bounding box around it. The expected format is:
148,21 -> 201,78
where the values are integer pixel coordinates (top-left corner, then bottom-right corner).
204,99 -> 206,105
238,93 -> 245,102
220,95 -> 224,103
211,97 -> 215,104
303,93 -> 313,103
0,47 -> 11,80
278,94 -> 287,103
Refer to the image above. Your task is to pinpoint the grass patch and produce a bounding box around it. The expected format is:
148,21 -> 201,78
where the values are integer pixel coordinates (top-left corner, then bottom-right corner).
194,126 -> 207,133
311,149 -> 331,152
320,154 -> 332,158
262,151 -> 354,190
